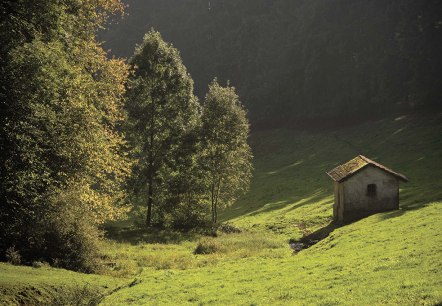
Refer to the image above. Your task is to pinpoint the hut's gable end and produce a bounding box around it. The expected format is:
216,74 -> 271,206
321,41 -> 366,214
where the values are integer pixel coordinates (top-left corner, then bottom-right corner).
342,166 -> 399,212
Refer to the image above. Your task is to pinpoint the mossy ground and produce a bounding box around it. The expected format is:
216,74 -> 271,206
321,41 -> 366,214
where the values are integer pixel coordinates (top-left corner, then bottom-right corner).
1,112 -> 441,305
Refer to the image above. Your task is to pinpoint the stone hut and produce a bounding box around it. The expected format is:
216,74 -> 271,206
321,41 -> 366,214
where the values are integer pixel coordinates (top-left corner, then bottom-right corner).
327,155 -> 408,222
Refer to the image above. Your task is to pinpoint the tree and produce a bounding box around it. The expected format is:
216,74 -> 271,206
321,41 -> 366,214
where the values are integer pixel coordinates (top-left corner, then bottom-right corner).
126,30 -> 200,227
200,80 -> 253,223
0,0 -> 131,269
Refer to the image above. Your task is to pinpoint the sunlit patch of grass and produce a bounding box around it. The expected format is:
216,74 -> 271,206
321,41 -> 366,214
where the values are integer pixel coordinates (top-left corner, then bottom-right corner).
0,263 -> 126,305
99,231 -> 289,277
103,202 -> 442,305
100,239 -> 198,275
194,232 -> 288,257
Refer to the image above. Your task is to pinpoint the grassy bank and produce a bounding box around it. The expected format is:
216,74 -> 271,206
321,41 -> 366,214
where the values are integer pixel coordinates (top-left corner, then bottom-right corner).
0,263 -> 127,305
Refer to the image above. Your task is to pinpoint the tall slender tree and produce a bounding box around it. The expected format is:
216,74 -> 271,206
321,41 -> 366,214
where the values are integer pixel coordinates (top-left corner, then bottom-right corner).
200,80 -> 253,223
126,30 -> 200,227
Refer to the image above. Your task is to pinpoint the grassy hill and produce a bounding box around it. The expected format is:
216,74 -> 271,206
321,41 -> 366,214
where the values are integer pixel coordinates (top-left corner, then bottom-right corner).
1,112 -> 441,305
222,112 -> 442,237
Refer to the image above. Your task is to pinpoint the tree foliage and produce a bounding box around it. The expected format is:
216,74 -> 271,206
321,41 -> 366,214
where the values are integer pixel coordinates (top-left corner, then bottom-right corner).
126,30 -> 201,227
200,80 -> 253,223
126,33 -> 253,228
0,0 -> 131,269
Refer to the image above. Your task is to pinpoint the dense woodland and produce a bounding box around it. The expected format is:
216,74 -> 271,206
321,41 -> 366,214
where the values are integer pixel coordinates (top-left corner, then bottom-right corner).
101,0 -> 442,127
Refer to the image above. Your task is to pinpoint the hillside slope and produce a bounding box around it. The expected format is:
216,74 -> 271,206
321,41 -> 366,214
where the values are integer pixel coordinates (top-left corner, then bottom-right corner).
101,113 -> 442,305
103,203 -> 442,305
222,113 -> 442,236
1,113 -> 441,305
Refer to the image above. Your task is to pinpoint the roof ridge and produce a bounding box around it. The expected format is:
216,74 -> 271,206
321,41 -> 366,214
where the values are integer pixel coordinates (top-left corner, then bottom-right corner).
358,155 -> 372,163
327,155 -> 408,182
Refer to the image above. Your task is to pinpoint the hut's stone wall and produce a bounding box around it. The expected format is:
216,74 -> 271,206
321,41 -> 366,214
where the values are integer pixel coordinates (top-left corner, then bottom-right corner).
335,166 -> 399,222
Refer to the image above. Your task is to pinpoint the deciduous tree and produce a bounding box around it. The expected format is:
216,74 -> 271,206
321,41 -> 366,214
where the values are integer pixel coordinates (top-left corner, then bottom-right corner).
200,80 -> 253,223
0,0 -> 131,269
126,30 -> 200,227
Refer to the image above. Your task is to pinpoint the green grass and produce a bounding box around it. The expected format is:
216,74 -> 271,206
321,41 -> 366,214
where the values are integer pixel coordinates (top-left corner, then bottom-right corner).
0,262 -> 127,305
222,113 -> 442,238
102,202 -> 442,305
1,112 -> 441,305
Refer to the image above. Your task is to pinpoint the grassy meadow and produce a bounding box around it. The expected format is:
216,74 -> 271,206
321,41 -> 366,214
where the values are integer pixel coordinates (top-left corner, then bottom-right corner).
1,112 -> 441,305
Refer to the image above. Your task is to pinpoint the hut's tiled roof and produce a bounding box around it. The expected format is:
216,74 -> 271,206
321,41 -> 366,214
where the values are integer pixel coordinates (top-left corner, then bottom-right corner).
327,155 -> 408,182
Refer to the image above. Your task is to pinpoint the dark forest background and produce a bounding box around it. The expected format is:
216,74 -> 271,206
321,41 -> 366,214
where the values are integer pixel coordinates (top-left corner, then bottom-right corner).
100,0 -> 442,128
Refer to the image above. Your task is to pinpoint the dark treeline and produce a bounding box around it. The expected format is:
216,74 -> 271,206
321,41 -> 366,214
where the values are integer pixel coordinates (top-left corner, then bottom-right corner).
101,0 -> 442,127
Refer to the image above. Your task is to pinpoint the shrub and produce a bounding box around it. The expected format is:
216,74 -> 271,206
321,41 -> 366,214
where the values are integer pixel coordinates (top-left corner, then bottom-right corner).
43,191 -> 103,273
194,238 -> 221,254
45,284 -> 103,306
162,200 -> 212,232
32,261 -> 46,268
194,232 -> 286,257
217,222 -> 243,234
107,260 -> 139,278
5,246 -> 21,265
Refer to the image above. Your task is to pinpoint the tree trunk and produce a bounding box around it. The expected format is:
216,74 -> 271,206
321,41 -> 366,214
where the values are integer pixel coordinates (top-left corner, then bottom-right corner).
213,177 -> 221,224
214,200 -> 217,224
211,183 -> 215,223
146,176 -> 153,227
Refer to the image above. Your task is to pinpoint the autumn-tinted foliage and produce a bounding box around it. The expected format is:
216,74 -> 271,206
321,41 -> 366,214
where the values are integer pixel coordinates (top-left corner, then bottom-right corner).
0,0 -> 131,271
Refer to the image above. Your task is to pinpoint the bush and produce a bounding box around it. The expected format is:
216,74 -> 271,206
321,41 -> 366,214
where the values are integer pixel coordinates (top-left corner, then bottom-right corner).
194,238 -> 221,254
43,191 -> 103,273
217,223 -> 243,234
45,284 -> 103,306
107,260 -> 140,278
194,232 -> 286,257
1,188 -> 106,272
5,246 -> 21,265
162,200 -> 212,232
32,261 -> 46,268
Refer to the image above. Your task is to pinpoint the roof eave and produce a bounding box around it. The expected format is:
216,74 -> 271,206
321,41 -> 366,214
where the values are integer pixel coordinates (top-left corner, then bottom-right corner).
397,175 -> 409,183
326,171 -> 339,182
326,165 -> 409,183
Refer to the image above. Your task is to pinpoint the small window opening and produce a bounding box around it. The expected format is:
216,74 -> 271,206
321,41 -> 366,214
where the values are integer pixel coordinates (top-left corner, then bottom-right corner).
367,184 -> 377,196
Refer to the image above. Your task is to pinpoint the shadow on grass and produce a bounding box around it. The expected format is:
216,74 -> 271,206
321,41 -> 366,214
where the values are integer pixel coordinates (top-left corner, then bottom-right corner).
244,189 -> 328,217
379,185 -> 442,221
300,221 -> 340,244
377,206 -> 425,221
221,156 -> 335,222
290,221 -> 341,252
